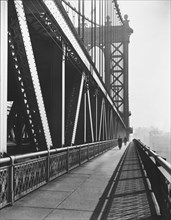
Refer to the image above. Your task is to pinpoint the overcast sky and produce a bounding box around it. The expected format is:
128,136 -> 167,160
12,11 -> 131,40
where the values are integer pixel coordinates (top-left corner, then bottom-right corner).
118,0 -> 170,132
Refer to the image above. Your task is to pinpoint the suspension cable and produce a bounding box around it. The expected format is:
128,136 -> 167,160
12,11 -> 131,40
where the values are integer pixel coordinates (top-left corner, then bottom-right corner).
62,0 -> 100,27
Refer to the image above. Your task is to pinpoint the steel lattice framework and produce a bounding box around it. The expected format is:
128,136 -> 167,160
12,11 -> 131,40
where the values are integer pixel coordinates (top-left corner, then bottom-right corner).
0,0 -> 133,155
1,3 -> 171,219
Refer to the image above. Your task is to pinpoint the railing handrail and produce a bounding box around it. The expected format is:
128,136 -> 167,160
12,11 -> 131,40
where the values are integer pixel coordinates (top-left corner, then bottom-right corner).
0,139 -> 116,164
0,138 -> 116,209
134,139 -> 171,176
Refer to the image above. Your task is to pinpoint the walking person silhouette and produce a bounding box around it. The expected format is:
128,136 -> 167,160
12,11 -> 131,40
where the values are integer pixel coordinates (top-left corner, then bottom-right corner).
117,136 -> 122,149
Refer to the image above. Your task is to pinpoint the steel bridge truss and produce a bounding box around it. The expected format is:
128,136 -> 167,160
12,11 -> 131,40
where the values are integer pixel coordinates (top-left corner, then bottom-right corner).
0,0 -> 132,154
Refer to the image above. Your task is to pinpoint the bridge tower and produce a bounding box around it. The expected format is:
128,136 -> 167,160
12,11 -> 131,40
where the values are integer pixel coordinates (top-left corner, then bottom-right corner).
84,15 -> 133,138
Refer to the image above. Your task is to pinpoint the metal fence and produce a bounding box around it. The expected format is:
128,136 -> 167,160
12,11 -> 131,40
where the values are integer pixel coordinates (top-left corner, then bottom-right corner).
134,139 -> 171,220
0,139 -> 117,209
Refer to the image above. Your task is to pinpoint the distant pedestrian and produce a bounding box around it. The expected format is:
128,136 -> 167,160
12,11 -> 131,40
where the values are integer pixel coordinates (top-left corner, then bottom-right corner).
118,136 -> 122,149
124,137 -> 127,145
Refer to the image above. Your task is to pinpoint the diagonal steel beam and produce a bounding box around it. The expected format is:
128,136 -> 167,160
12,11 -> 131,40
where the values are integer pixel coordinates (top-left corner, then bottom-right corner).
103,102 -> 108,140
42,0 -> 126,130
71,73 -> 85,145
87,89 -> 94,142
14,0 -> 52,149
98,99 -> 104,141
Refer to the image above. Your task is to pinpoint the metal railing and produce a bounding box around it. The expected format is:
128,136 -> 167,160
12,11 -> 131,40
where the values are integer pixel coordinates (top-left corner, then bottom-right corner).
0,139 -> 117,209
134,139 -> 171,220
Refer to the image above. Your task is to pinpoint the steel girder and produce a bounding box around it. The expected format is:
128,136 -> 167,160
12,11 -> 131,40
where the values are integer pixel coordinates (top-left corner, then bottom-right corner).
8,0 -> 52,152
4,0 -> 128,155
111,42 -> 124,112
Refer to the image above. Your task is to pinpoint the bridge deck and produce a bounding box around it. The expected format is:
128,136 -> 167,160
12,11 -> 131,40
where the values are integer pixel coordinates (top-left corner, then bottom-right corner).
0,143 -> 160,220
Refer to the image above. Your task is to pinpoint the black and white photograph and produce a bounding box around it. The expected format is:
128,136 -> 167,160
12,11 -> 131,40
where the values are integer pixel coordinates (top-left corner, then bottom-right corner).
0,0 -> 170,219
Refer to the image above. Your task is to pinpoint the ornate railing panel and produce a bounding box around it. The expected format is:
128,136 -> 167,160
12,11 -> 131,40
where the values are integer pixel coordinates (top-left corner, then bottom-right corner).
49,152 -> 67,180
89,145 -> 95,159
80,146 -> 88,163
0,166 -> 10,208
94,144 -> 99,156
14,157 -> 47,200
99,144 -> 103,153
69,148 -> 80,169
0,140 -> 116,209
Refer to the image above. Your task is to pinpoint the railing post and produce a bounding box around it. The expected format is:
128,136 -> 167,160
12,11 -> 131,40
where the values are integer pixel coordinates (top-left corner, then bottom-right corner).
100,143 -> 102,153
79,146 -> 81,165
87,144 -> 89,161
10,156 -> 14,206
67,147 -> 69,172
46,150 -> 50,182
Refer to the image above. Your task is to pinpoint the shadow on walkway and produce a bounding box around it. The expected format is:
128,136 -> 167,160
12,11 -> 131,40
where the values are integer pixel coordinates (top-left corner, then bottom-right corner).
90,143 -> 160,220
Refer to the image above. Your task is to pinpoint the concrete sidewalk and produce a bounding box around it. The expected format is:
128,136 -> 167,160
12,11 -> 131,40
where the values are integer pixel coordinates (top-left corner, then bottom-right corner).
0,144 -> 127,220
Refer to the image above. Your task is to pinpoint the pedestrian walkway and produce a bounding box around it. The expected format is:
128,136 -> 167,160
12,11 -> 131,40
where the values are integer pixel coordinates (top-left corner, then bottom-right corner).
0,142 -> 159,220
91,142 -> 160,220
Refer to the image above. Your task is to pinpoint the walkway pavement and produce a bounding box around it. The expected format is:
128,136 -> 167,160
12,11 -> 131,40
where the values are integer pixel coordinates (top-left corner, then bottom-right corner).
95,142 -> 160,220
0,144 -> 127,220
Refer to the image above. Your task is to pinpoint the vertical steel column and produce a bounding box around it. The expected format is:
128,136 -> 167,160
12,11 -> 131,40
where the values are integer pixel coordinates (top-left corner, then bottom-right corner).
113,113 -> 115,139
84,89 -> 87,143
101,0 -> 104,81
102,101 -> 105,140
104,16 -> 111,92
87,90 -> 94,142
104,103 -> 107,140
111,111 -> 114,139
95,90 -> 98,141
82,0 -> 85,41
99,0 -> 101,75
91,0 -> 93,60
109,110 -> 112,139
123,15 -> 133,138
71,73 -> 85,145
0,0 -> 8,155
62,42 -> 66,147
78,0 -> 81,36
98,99 -> 104,141
110,111 -> 113,139
94,0 -> 96,64
106,106 -> 109,140
107,108 -> 110,139
123,38 -> 129,128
